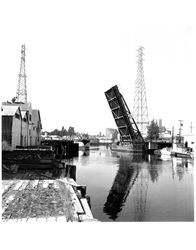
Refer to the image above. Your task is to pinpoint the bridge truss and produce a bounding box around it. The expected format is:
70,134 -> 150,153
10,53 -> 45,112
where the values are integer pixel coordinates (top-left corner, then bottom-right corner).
105,85 -> 145,150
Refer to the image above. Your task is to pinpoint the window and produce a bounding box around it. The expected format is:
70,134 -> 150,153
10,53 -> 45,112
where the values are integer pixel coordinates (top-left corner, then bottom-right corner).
15,113 -> 20,119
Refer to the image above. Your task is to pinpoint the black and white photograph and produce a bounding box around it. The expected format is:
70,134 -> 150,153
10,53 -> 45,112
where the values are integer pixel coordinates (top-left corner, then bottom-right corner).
1,0 -> 195,249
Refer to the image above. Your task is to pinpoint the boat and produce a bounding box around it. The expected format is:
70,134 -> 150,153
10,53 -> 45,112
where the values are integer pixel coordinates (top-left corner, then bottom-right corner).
171,151 -> 193,158
154,147 -> 172,160
154,145 -> 194,159
171,149 -> 193,158
171,143 -> 194,159
154,147 -> 171,156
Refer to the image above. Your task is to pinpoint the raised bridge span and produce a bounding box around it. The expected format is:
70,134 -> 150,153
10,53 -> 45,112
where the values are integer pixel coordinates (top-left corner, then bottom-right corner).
105,85 -> 146,152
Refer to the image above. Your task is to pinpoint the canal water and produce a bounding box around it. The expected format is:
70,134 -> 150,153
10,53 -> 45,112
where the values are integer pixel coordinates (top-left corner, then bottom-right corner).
71,146 -> 194,222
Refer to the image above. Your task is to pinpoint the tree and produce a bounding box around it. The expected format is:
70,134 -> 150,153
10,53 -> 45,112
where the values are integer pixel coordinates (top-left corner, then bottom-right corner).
11,97 -> 16,103
67,126 -> 75,137
50,128 -> 61,136
60,126 -> 67,137
146,120 -> 159,141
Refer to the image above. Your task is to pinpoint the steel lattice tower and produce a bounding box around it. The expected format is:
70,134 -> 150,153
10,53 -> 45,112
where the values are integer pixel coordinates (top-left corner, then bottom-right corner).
16,44 -> 27,103
133,46 -> 149,136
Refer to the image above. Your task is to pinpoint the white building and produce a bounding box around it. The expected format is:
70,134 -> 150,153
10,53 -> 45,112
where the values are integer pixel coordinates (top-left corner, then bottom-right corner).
106,128 -> 118,140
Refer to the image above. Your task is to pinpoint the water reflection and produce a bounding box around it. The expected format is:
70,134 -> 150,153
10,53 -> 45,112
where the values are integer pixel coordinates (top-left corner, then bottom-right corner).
102,153 -> 194,221
147,155 -> 194,182
82,150 -> 90,157
148,155 -> 163,183
132,167 -> 149,221
73,147 -> 194,221
103,154 -> 145,221
172,157 -> 194,181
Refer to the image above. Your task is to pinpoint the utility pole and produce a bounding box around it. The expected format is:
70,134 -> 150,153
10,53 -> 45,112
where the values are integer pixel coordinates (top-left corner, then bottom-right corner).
190,122 -> 193,134
172,126 -> 174,144
133,46 -> 149,137
16,44 -> 27,103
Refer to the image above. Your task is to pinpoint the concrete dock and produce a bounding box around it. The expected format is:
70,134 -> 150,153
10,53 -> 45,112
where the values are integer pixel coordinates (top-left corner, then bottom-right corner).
2,169 -> 97,222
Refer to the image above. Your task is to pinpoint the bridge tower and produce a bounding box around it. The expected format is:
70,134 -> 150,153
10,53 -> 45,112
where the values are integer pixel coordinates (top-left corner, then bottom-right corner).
133,46 -> 149,137
16,44 -> 27,103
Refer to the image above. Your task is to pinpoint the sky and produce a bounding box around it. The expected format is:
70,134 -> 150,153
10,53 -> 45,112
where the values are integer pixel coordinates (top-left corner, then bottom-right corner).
0,0 -> 196,135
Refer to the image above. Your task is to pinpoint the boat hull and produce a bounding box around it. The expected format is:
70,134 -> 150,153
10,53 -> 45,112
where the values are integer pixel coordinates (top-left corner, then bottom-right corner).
171,152 -> 193,158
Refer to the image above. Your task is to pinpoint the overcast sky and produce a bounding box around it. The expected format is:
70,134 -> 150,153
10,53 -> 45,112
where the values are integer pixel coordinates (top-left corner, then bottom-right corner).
1,0 -> 195,135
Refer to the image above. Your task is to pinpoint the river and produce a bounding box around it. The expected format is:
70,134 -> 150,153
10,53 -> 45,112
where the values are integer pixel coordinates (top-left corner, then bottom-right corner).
71,146 -> 194,222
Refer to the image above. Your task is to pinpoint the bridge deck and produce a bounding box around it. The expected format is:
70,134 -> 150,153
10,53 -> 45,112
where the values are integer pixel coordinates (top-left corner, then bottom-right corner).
105,85 -> 144,144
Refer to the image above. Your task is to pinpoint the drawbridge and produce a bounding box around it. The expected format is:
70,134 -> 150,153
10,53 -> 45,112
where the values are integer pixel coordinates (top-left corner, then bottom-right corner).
105,85 -> 146,152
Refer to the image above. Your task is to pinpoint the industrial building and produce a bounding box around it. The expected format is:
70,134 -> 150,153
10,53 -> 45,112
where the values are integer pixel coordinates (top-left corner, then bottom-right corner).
1,102 -> 42,150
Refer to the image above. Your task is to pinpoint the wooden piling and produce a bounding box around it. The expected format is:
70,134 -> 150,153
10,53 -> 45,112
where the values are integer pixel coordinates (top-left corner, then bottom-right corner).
65,164 -> 76,181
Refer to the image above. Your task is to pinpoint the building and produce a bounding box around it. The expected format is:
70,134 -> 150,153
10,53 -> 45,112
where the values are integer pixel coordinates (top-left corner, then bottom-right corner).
31,109 -> 42,145
106,128 -> 118,140
2,105 -> 22,150
1,101 -> 42,149
157,119 -> 172,142
21,109 -> 30,147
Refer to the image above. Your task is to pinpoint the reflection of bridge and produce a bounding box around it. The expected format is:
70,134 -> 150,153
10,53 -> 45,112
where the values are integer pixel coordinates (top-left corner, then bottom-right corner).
103,162 -> 139,220
103,154 -> 147,220
103,155 -> 149,221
